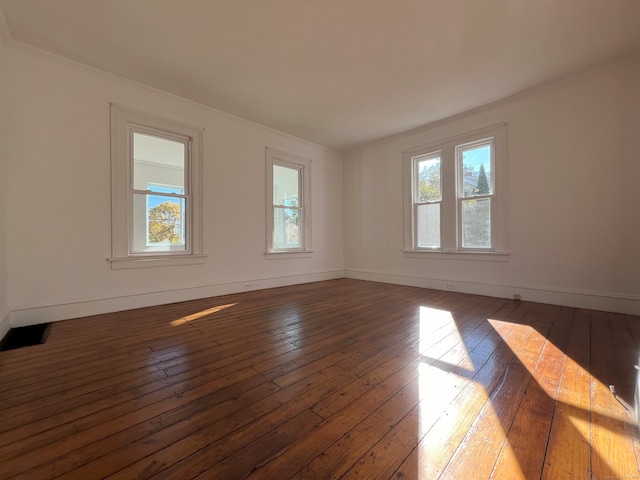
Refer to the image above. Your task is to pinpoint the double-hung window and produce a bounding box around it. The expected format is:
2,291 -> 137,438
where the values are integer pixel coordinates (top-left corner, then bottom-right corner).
404,123 -> 508,257
413,152 -> 442,249
265,147 -> 312,257
109,104 -> 205,269
457,138 -> 494,249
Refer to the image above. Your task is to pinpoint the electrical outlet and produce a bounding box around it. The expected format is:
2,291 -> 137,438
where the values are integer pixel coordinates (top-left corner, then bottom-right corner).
446,283 -> 456,290
244,283 -> 253,289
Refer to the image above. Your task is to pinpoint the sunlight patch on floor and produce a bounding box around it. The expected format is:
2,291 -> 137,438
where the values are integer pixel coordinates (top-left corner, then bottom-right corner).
418,306 -> 468,358
490,319 -> 637,480
415,307 -> 521,478
170,303 -> 238,326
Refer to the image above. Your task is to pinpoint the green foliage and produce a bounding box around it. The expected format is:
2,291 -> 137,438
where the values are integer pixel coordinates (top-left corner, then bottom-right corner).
476,163 -> 490,195
462,199 -> 491,248
418,163 -> 441,202
148,202 -> 182,243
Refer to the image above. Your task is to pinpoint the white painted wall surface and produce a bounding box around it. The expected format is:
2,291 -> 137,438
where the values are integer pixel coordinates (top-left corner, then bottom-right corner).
5,44 -> 344,324
0,35 -> 9,337
343,58 -> 640,314
3,38 -> 639,324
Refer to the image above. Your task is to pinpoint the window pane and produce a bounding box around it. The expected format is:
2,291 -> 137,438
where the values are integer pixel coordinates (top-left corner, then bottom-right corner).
273,165 -> 299,206
274,206 -> 300,249
133,133 -> 185,192
417,203 -> 441,248
416,157 -> 441,202
133,193 -> 186,252
461,144 -> 492,197
462,198 -> 491,248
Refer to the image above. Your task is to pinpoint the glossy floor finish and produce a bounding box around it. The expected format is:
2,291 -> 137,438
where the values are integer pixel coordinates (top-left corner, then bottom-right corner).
0,279 -> 639,479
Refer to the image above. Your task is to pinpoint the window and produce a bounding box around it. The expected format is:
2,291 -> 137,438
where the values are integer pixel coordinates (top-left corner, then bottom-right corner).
457,139 -> 494,249
265,147 -> 312,257
403,124 -> 508,258
109,104 -> 205,269
414,153 -> 442,249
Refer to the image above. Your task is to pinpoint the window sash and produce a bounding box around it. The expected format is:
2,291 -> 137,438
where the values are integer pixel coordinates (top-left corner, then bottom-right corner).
411,152 -> 442,249
458,196 -> 493,250
273,205 -> 303,250
414,202 -> 441,249
129,127 -> 192,256
456,137 -> 495,251
272,163 -> 304,251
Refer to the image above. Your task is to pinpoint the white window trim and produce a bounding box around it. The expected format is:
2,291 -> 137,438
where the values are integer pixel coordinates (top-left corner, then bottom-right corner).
265,147 -> 313,258
403,123 -> 509,260
108,104 -> 206,269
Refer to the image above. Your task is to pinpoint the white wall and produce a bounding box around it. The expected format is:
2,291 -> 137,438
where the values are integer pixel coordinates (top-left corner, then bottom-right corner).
0,35 -> 9,338
343,58 -> 640,315
5,44 -> 344,325
4,39 -> 638,326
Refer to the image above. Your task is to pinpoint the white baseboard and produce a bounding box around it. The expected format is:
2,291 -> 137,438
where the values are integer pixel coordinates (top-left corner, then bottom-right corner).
344,269 -> 640,316
10,270 -> 344,327
8,268 -> 638,328
0,309 -> 10,342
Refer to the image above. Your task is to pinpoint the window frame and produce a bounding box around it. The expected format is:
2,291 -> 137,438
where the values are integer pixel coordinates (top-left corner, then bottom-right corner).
403,123 -> 509,260
265,147 -> 312,258
456,137 -> 496,252
412,151 -> 443,249
109,104 -> 206,269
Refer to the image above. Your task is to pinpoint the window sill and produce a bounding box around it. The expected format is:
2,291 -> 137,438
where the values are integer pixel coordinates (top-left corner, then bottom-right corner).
403,250 -> 510,262
107,254 -> 207,270
265,250 -> 314,260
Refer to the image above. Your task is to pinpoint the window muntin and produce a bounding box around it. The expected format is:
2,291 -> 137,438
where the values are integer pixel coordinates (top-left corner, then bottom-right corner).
265,147 -> 312,256
109,104 -> 205,269
403,123 -> 507,257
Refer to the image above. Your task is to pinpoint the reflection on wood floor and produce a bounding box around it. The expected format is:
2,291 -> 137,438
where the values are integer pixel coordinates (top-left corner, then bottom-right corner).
0,279 -> 638,479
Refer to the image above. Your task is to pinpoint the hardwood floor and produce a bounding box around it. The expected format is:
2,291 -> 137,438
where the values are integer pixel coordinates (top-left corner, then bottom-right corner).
0,279 -> 639,479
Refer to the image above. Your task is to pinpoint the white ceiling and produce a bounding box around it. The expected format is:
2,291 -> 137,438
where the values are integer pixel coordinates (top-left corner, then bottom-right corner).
1,0 -> 639,151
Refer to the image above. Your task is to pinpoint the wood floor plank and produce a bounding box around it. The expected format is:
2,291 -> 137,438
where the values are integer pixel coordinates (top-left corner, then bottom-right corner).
239,361 -> 421,480
390,302 -> 552,479
541,309 -> 592,480
258,303 -> 527,479
105,296 -> 444,475
110,344 -> 414,479
294,379 -> 422,480
0,279 -> 638,480
589,311 -> 640,480
489,307 -> 574,480
249,300 -> 504,478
